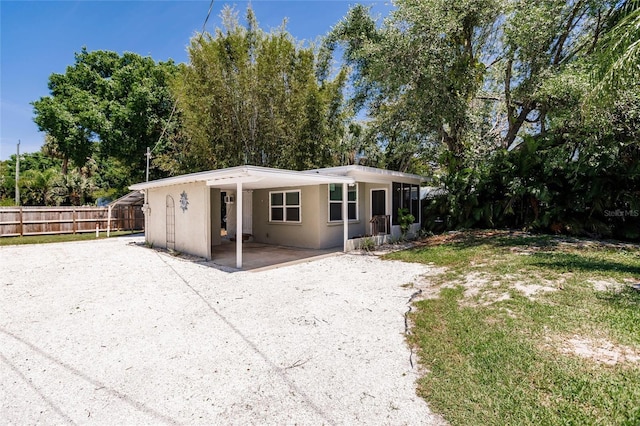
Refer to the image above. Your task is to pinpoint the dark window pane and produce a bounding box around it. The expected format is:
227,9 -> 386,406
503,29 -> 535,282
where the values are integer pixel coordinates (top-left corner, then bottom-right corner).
348,188 -> 357,202
411,185 -> 420,223
348,203 -> 357,220
286,207 -> 300,222
329,203 -> 342,221
329,184 -> 342,201
271,207 -> 284,221
271,192 -> 283,206
286,191 -> 299,205
403,185 -> 411,210
392,183 -> 401,225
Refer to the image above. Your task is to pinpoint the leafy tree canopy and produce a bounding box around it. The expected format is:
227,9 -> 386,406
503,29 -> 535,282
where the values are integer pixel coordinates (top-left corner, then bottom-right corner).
327,0 -> 639,238
164,6 -> 351,173
32,48 -> 180,182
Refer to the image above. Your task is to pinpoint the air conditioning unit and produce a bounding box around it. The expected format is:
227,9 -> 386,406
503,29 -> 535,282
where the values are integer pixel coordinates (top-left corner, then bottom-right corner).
224,195 -> 235,204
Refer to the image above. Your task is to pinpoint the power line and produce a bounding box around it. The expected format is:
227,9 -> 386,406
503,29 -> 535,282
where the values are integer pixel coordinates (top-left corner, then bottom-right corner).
146,0 -> 216,180
200,0 -> 215,35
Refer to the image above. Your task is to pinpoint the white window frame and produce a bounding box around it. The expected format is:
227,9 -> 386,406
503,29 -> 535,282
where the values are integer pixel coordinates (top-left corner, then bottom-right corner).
269,189 -> 301,223
328,183 -> 358,222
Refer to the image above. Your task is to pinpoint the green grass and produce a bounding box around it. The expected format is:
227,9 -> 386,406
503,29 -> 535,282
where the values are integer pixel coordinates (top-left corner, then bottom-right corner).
0,230 -> 140,246
386,231 -> 640,425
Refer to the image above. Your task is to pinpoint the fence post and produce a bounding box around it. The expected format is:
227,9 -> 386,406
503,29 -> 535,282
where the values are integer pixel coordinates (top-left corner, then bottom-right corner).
72,209 -> 76,234
107,205 -> 112,237
19,207 -> 24,236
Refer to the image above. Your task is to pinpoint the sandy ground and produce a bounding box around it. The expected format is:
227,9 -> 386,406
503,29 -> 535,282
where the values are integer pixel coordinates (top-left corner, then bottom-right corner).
0,235 -> 446,425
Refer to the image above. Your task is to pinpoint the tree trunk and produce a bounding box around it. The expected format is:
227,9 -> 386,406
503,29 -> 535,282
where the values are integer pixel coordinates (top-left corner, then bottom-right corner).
504,103 -> 534,149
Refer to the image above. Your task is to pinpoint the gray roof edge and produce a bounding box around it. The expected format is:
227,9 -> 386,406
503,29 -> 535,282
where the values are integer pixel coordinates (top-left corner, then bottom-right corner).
108,191 -> 145,206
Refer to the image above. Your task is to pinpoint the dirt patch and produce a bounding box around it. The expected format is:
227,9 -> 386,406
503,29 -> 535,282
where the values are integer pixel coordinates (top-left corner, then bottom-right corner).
508,246 -> 547,255
407,268 -> 449,300
415,268 -> 562,305
546,334 -> 640,366
411,229 -> 532,248
413,271 -> 512,307
557,238 -> 640,251
513,281 -> 558,298
461,272 -> 490,298
589,279 -> 626,292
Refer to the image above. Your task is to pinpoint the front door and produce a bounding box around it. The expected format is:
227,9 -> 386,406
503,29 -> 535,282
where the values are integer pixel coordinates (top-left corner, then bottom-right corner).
371,189 -> 388,234
372,189 -> 386,216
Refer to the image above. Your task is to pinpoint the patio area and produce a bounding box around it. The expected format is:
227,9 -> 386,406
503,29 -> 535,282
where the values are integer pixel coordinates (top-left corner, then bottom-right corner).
211,239 -> 341,271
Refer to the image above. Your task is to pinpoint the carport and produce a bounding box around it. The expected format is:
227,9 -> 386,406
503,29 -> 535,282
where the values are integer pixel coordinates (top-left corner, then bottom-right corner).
205,167 -> 354,269
106,191 -> 145,236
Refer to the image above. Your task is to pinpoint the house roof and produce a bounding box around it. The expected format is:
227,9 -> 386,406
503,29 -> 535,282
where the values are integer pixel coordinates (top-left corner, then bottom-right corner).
130,165 -> 426,191
129,165 -> 356,191
304,165 -> 428,184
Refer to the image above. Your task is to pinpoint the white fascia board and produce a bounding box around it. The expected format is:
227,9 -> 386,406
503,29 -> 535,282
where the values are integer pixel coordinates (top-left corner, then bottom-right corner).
206,176 -> 263,186
251,169 -> 354,185
130,176 -> 207,191
129,170 -> 223,191
305,165 -> 428,183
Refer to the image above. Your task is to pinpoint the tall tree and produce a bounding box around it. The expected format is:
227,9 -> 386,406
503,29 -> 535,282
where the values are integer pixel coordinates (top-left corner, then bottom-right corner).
498,0 -> 616,148
324,0 -> 501,172
327,0 -> 639,238
325,1 -> 628,169
167,7 -> 350,172
32,49 -> 180,182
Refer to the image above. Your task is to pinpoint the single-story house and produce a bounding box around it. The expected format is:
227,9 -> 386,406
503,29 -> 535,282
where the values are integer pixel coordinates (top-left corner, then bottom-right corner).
129,165 -> 425,268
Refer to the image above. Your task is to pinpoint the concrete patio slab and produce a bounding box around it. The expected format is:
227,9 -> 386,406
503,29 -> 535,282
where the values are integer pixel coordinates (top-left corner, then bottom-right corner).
211,240 -> 341,271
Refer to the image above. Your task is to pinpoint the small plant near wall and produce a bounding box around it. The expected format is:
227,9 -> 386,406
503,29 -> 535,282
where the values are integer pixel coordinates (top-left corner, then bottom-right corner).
398,208 -> 415,237
360,236 -> 376,252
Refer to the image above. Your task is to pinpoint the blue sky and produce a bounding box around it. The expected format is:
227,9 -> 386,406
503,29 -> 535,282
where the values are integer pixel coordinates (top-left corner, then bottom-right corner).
0,0 -> 392,160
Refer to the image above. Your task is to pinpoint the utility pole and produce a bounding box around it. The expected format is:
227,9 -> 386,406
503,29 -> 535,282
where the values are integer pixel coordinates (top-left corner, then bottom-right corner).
15,140 -> 20,205
145,146 -> 150,182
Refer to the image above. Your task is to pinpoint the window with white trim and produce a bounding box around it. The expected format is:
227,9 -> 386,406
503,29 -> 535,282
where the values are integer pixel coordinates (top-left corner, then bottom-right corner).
270,190 -> 301,222
328,183 -> 358,221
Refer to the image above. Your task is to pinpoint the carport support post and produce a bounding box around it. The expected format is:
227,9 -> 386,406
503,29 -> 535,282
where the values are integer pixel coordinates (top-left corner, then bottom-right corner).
343,183 -> 348,251
143,190 -> 149,244
236,182 -> 243,268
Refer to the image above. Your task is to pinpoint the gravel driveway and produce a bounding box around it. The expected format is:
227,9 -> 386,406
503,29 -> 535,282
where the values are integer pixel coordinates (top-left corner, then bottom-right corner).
1,235 -> 445,425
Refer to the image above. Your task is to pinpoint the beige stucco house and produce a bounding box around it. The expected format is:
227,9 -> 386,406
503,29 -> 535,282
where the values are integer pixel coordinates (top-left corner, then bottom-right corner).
130,165 -> 425,268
